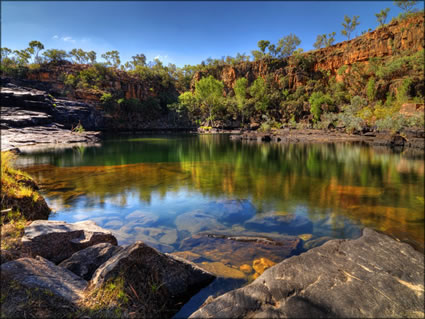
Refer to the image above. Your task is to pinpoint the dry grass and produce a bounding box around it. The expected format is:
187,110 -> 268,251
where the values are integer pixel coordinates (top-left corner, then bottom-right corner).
1,151 -> 50,223
1,277 -> 78,319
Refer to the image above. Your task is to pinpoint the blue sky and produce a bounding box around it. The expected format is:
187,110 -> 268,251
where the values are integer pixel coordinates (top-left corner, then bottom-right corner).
2,1 -> 422,67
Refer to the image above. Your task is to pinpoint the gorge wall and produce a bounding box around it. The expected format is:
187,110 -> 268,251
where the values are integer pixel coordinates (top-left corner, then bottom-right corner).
191,14 -> 424,92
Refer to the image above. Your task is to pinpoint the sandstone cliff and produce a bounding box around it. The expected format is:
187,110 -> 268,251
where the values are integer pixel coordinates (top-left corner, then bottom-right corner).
191,14 -> 424,92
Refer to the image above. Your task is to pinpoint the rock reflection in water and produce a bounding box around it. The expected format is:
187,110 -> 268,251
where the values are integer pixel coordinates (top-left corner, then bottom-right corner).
18,136 -> 424,262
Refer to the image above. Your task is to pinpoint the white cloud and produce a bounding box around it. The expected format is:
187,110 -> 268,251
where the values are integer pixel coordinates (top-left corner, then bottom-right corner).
61,36 -> 76,43
154,54 -> 169,61
52,35 -> 59,40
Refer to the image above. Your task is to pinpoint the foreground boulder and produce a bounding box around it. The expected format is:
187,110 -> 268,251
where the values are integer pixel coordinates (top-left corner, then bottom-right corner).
190,228 -> 424,318
59,243 -> 123,280
21,220 -> 118,263
88,241 -> 215,317
1,256 -> 87,303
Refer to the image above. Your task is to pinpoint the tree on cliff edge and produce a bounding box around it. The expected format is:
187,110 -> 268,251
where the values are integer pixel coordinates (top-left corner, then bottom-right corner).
28,41 -> 44,63
341,15 -> 360,40
394,0 -> 417,14
276,34 -> 301,58
375,8 -> 390,27
101,50 -> 121,68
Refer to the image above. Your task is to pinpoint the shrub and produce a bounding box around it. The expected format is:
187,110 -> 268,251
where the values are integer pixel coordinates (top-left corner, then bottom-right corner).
396,78 -> 412,103
337,65 -> 348,75
309,91 -> 334,123
366,77 -> 376,102
316,112 -> 338,129
100,92 -> 116,113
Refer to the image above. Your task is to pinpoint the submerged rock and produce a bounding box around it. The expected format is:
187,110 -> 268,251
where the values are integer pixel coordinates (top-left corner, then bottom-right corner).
88,241 -> 215,317
175,210 -> 226,234
1,256 -> 87,303
21,220 -> 118,263
244,213 -> 313,234
198,262 -> 246,279
59,243 -> 123,280
179,233 -> 300,268
205,199 -> 256,224
189,228 -> 425,318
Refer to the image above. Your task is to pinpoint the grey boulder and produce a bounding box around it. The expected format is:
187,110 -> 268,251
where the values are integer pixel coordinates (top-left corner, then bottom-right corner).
21,220 -> 118,263
59,242 -> 123,280
190,228 -> 424,318
1,256 -> 87,303
88,241 -> 215,317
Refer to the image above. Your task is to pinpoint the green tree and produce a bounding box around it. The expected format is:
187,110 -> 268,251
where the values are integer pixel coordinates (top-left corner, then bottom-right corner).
394,0 -> 417,14
101,50 -> 120,68
234,77 -> 249,124
43,49 -> 69,63
276,34 -> 301,58
341,15 -> 360,40
309,91 -> 334,123
249,77 -> 269,112
366,77 -> 376,102
69,48 -> 88,64
178,91 -> 197,116
131,54 -> 146,68
1,47 -> 12,60
87,51 -> 97,64
313,35 -> 325,49
251,50 -> 264,61
257,40 -> 270,54
375,8 -> 390,27
28,41 -> 44,63
13,49 -> 31,65
194,75 -> 224,126
268,44 -> 277,57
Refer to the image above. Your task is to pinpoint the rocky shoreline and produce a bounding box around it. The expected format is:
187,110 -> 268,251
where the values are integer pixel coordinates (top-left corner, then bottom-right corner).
1,219 -> 424,318
2,81 -> 424,153
228,127 -> 425,150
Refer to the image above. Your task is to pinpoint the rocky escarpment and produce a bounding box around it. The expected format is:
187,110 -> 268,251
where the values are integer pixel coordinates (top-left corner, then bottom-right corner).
1,82 -> 102,150
191,14 -> 424,92
190,228 -> 425,318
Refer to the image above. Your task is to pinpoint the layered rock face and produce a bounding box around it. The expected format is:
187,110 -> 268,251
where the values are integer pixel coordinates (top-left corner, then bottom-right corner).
23,61 -> 166,102
191,15 -> 424,92
190,228 -> 425,318
1,82 -> 102,150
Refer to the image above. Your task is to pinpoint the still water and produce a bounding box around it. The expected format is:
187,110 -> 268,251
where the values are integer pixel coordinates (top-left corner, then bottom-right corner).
16,134 -> 424,316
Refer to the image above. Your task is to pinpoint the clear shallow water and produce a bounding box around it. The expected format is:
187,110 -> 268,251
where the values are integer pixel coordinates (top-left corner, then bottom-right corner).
16,134 -> 424,316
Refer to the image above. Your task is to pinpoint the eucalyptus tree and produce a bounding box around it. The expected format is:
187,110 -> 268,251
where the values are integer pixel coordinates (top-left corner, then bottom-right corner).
341,15 -> 360,40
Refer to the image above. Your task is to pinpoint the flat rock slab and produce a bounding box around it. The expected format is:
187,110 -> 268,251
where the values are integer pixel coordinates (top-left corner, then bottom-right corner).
190,228 -> 425,318
59,243 -> 123,280
89,241 -> 215,317
1,256 -> 87,303
22,220 -> 118,263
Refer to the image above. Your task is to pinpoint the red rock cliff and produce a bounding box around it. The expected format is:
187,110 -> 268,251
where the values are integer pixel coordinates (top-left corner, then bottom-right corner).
191,14 -> 424,91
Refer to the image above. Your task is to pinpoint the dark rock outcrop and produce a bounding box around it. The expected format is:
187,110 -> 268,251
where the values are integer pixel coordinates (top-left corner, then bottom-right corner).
59,243 -> 123,280
1,83 -> 101,150
88,241 -> 215,317
21,220 -> 118,263
190,228 -> 424,318
1,256 -> 87,303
